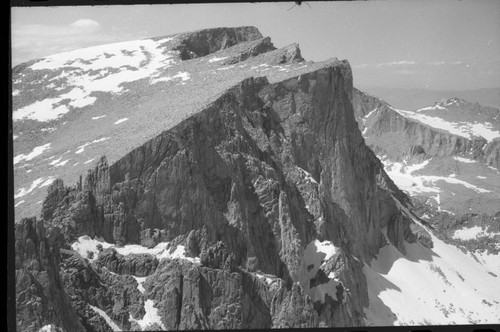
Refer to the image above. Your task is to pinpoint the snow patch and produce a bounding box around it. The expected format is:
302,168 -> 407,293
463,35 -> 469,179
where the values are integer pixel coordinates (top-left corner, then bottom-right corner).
255,272 -> 277,285
208,56 -> 228,63
392,107 -> 500,142
133,276 -> 147,293
13,98 -> 71,122
92,115 -> 106,120
18,38 -> 178,122
71,236 -> 200,264
14,177 -> 52,198
89,305 -> 122,331
75,137 -> 110,154
151,71 -> 190,84
114,118 -> 128,125
216,66 -> 235,71
452,226 -> 500,241
453,156 -> 477,163
129,300 -> 166,331
52,159 -> 70,167
84,158 -> 96,164
14,143 -> 51,165
15,200 -> 25,208
381,158 -> 491,194
295,240 -> 340,303
38,324 -> 61,332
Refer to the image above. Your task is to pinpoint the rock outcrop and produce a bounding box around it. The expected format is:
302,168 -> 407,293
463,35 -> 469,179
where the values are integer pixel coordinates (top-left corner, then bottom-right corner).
172,26 -> 264,60
22,59 -> 425,330
485,139 -> 500,169
15,218 -> 85,332
15,27 -> 432,330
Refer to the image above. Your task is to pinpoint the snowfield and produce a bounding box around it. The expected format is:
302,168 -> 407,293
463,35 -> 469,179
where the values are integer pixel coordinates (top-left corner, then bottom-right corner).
392,107 -> 500,142
363,197 -> 500,325
14,38 -> 179,122
14,143 -> 51,165
381,158 -> 491,197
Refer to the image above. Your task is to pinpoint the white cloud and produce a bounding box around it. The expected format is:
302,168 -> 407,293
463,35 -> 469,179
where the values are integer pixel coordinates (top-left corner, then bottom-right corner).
70,19 -> 101,32
376,60 -> 417,67
391,69 -> 417,75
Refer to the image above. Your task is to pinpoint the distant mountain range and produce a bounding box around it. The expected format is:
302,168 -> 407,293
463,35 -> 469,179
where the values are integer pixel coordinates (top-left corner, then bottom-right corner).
353,89 -> 500,215
357,85 -> 500,111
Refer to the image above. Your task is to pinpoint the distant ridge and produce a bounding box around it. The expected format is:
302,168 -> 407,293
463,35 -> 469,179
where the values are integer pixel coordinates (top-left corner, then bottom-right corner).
357,86 -> 500,111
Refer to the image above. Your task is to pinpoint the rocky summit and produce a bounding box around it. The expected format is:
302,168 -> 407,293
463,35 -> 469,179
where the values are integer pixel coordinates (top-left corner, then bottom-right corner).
12,26 -> 500,330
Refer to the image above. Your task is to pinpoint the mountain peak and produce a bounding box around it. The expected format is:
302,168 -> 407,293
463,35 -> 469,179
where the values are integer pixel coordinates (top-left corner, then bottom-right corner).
440,97 -> 467,106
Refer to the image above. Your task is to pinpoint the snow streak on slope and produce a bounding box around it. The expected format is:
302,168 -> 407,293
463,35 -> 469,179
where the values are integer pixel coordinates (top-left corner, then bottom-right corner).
70,235 -> 200,264
392,107 -> 500,142
14,176 -> 56,199
128,300 -> 166,331
364,198 -> 500,326
14,38 -> 177,122
89,305 -> 122,331
14,143 -> 51,165
381,158 -> 491,196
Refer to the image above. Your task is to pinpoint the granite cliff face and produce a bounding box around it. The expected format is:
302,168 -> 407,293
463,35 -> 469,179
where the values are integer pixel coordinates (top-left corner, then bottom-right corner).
14,28 -> 428,330
17,26 -> 500,330
15,218 -> 85,332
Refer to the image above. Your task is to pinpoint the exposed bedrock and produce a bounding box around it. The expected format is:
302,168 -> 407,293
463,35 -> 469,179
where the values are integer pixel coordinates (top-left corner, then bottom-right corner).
35,60 -> 422,328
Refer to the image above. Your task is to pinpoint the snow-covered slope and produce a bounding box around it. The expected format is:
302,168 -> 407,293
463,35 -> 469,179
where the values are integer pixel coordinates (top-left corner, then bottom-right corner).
354,91 -> 500,326
364,197 -> 500,325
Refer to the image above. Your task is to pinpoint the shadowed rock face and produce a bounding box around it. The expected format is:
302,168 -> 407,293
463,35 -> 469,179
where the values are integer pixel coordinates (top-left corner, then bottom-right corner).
15,218 -> 86,332
15,27 -> 425,330
172,26 -> 265,60
485,139 -> 500,169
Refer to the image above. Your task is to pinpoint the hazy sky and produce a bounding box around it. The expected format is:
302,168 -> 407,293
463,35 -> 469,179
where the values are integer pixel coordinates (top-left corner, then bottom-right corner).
11,1 -> 500,90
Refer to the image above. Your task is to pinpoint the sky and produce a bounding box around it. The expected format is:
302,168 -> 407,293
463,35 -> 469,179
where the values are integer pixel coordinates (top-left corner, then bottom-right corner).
10,1 -> 500,90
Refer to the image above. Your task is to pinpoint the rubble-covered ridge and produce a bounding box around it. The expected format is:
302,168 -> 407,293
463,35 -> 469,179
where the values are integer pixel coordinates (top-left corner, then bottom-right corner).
12,25 -> 314,222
